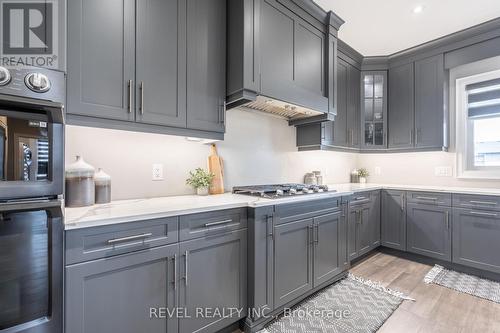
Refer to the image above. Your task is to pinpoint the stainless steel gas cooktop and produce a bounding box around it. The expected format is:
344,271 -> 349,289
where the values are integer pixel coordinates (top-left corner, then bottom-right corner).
232,183 -> 332,199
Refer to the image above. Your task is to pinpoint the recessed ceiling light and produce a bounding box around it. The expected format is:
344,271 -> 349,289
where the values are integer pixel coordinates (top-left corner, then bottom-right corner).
413,5 -> 424,14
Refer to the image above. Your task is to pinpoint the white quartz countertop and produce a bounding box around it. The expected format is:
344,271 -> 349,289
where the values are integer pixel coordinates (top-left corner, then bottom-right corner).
64,183 -> 500,230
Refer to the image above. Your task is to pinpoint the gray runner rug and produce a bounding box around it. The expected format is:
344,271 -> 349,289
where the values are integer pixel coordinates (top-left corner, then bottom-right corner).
260,273 -> 414,333
424,265 -> 500,303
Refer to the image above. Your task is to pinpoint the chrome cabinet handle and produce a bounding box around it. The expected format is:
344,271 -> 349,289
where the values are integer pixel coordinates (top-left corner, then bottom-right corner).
314,224 -> 319,243
140,81 -> 144,115
445,211 -> 450,229
204,219 -> 233,228
127,79 -> 133,113
172,255 -> 177,290
469,211 -> 498,218
469,200 -> 498,206
219,100 -> 226,124
415,128 -> 419,145
107,232 -> 152,244
266,215 -> 274,240
355,196 -> 367,201
416,196 -> 439,201
410,129 -> 414,145
182,251 -> 189,286
400,194 -> 405,211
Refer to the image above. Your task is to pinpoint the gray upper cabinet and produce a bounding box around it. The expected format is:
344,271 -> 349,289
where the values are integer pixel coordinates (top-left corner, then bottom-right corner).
361,71 -> 387,149
414,54 -> 446,149
136,0 -> 186,127
453,208 -> 500,274
67,0 -> 135,121
388,62 -> 414,149
65,244 -> 179,333
178,229 -> 247,333
313,211 -> 346,287
406,203 -> 452,261
381,190 -> 406,251
67,0 -> 226,139
273,218 -> 313,308
185,0 -> 226,133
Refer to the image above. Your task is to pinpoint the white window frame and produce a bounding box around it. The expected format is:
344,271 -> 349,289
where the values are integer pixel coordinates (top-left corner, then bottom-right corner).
456,69 -> 500,179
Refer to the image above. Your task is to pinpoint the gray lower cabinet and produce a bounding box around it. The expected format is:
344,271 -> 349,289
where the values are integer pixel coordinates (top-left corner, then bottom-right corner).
388,62 -> 414,149
178,229 -> 247,333
406,203 -> 452,261
65,244 -> 179,333
381,190 -> 406,251
370,191 -> 381,248
453,208 -> 500,274
313,210 -> 346,287
67,0 -> 135,121
273,218 -> 313,308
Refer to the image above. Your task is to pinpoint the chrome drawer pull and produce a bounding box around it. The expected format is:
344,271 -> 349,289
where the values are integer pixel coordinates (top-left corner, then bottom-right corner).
469,200 -> 497,206
355,196 -> 367,201
416,196 -> 439,201
204,219 -> 233,227
107,232 -> 152,244
469,211 -> 498,218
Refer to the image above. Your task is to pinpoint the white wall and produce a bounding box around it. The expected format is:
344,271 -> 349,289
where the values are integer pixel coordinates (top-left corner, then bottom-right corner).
65,109 -> 358,200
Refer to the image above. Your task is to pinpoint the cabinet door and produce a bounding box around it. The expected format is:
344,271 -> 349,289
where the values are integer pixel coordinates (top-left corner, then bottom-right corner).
67,0 -> 135,121
186,0 -> 226,132
453,208 -> 500,274
65,245 -> 178,333
407,203 -> 451,261
136,0 -> 186,127
347,207 -> 358,260
361,71 -> 387,149
260,0 -> 328,112
274,218 -> 313,308
313,211 -> 345,287
357,204 -> 372,256
414,54 -> 445,149
370,191 -> 381,248
178,229 -> 247,333
381,190 -> 406,251
347,64 -> 361,148
333,59 -> 349,147
388,62 -> 414,149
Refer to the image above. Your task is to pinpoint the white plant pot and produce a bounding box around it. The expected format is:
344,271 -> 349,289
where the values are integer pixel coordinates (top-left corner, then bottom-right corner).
359,177 -> 367,184
196,187 -> 209,196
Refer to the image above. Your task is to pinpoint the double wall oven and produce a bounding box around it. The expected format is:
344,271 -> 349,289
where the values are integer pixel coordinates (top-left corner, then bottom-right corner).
0,66 -> 65,333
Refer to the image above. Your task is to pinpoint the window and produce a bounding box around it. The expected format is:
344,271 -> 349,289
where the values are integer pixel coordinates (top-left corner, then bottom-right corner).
457,69 -> 500,179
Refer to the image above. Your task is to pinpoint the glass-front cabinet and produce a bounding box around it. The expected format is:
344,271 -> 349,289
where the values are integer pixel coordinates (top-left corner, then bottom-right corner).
361,71 -> 387,149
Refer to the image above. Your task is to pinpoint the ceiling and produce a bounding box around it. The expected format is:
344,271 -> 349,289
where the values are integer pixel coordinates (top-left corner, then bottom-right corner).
314,0 -> 500,56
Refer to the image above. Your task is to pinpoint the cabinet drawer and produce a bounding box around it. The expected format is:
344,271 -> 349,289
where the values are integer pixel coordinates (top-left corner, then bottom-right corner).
407,191 -> 451,206
453,194 -> 500,212
349,191 -> 374,207
179,208 -> 247,241
66,217 -> 179,265
275,197 -> 341,225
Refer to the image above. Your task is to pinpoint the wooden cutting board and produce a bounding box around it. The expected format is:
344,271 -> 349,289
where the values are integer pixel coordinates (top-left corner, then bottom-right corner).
208,144 -> 224,194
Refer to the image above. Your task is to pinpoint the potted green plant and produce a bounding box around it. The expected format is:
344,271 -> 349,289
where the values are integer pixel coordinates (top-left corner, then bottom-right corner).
358,168 -> 369,184
186,168 -> 214,196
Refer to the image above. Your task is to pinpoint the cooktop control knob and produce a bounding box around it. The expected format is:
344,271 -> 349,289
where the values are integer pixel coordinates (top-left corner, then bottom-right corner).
25,72 -> 51,92
276,189 -> 284,196
0,67 -> 11,86
289,188 -> 297,195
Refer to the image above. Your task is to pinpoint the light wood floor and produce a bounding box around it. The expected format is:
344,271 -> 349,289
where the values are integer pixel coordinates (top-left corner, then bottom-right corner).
237,251 -> 500,332
351,251 -> 500,332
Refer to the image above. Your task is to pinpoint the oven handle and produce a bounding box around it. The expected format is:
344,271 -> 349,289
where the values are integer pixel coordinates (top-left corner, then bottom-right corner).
0,198 -> 62,211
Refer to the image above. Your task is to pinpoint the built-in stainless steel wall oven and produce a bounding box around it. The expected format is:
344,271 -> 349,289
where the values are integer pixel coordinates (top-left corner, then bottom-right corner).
0,66 -> 64,333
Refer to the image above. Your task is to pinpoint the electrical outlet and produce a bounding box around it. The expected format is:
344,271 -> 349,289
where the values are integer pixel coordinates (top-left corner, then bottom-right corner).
434,166 -> 453,177
152,164 -> 164,181
374,167 -> 381,176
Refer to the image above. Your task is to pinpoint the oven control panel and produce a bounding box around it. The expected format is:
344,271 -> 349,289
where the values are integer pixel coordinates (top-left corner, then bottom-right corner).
0,66 -> 64,104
